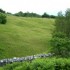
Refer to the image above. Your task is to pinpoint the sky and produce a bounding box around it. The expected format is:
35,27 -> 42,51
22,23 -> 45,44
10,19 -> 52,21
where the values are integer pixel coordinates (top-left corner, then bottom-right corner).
0,0 -> 70,15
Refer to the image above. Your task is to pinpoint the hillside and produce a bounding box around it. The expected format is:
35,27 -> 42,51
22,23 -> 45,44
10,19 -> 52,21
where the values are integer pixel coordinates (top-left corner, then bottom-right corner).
0,15 -> 55,59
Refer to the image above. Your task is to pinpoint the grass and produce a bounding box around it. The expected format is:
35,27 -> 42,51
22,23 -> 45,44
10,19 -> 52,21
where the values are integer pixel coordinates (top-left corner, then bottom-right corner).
0,68 -> 3,70
0,15 -> 55,59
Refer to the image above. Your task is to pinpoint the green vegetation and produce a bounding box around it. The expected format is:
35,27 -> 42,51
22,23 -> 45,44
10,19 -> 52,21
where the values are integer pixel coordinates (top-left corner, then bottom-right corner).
14,11 -> 41,17
0,8 -> 70,70
50,9 -> 70,57
1,58 -> 70,70
0,68 -> 3,70
14,11 -> 56,18
0,9 -> 5,13
0,13 -> 7,24
0,15 -> 55,59
42,12 -> 56,18
51,32 -> 70,57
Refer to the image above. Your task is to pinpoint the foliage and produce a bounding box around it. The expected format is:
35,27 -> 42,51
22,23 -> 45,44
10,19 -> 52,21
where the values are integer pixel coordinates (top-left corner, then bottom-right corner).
55,11 -> 64,32
55,9 -> 70,37
14,11 -> 41,17
51,32 -> 70,57
42,12 -> 50,18
0,13 -> 7,24
7,12 -> 12,15
65,9 -> 70,37
0,9 -> 5,13
42,12 -> 56,18
3,62 -> 22,70
14,11 -> 56,18
51,9 -> 70,57
3,58 -> 70,70
50,15 -> 56,18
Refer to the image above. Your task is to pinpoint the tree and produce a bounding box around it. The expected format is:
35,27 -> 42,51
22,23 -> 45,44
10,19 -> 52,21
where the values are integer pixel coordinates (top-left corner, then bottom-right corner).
7,12 -> 12,15
42,12 -> 56,18
55,11 -> 65,33
0,9 -> 5,13
14,11 -> 24,17
50,9 -> 70,57
55,9 -> 70,38
42,12 -> 49,18
65,9 -> 70,37
0,13 -> 7,24
50,15 -> 56,18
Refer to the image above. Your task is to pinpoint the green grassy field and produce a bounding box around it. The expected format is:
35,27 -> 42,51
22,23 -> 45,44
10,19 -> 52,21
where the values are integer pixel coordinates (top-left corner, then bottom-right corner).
0,15 -> 55,59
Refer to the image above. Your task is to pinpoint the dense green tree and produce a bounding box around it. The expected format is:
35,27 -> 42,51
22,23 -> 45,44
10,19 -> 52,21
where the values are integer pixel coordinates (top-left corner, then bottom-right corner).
55,11 -> 65,32
51,9 -> 70,57
0,13 -> 7,24
14,11 -> 24,17
42,12 -> 56,18
55,9 -> 70,37
42,12 -> 49,18
65,9 -> 70,37
0,9 -> 5,13
50,15 -> 56,18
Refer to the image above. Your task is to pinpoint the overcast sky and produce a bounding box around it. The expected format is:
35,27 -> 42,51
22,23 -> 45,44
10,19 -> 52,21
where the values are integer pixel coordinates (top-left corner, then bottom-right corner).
0,0 -> 70,15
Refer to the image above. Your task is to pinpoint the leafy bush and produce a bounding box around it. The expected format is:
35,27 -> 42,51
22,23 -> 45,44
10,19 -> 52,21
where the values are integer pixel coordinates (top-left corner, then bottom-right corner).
0,13 -> 7,24
3,58 -> 70,70
51,32 -> 70,57
13,62 -> 30,70
30,59 -> 55,70
4,62 -> 22,70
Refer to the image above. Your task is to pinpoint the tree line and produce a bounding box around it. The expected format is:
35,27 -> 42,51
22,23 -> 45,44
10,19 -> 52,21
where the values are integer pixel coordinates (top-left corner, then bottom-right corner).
14,11 -> 41,17
0,8 -> 56,24
0,8 -> 56,18
14,11 -> 56,18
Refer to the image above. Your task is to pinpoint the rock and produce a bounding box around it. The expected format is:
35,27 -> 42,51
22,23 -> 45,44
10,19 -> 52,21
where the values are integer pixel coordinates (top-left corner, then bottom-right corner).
0,53 -> 53,66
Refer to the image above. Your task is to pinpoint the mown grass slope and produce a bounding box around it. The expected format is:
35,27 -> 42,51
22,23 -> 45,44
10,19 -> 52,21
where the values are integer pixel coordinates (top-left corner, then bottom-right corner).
0,15 -> 55,59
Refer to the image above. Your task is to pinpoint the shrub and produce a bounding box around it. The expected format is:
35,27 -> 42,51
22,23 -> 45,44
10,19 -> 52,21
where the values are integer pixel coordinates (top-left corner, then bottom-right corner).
51,32 -> 70,57
3,62 -> 22,70
31,59 -> 55,70
12,62 -> 30,70
3,58 -> 70,70
0,13 -> 7,24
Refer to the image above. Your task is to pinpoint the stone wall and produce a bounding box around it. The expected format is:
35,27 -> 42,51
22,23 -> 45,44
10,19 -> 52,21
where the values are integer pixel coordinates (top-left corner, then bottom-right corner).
0,53 -> 53,66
